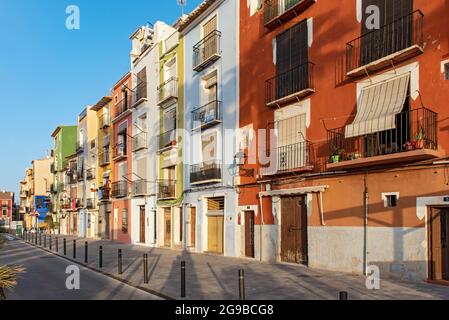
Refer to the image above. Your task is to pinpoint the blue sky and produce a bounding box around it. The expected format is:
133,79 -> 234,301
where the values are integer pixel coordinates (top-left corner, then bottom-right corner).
0,0 -> 202,198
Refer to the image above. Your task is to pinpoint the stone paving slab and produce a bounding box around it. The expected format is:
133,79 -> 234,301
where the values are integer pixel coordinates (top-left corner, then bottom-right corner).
21,234 -> 449,300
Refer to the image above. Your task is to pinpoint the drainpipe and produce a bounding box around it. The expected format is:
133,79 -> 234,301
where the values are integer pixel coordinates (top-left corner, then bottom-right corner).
363,173 -> 369,276
258,185 -> 264,262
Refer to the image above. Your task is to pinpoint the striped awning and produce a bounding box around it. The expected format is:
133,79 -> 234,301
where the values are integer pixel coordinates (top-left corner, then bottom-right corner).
345,73 -> 411,138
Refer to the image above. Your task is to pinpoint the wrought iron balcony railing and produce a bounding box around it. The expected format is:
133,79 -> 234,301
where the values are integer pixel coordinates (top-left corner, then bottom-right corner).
190,162 -> 222,185
265,62 -> 315,107
132,82 -> 147,107
86,198 -> 96,209
132,132 -> 147,152
327,108 -> 438,165
192,100 -> 222,130
86,168 -> 96,180
260,140 -> 313,176
157,77 -> 178,107
193,30 -> 221,72
346,10 -> 424,76
157,180 -> 176,200
159,129 -> 177,151
76,142 -> 84,154
132,179 -> 149,196
112,143 -> 127,161
99,113 -> 111,128
111,181 -> 128,199
99,149 -> 110,167
113,95 -> 132,120
76,199 -> 83,209
99,186 -> 110,201
264,0 -> 315,30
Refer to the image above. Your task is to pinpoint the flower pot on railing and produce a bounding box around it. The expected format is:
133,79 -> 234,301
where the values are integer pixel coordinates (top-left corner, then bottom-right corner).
415,139 -> 425,150
331,155 -> 340,163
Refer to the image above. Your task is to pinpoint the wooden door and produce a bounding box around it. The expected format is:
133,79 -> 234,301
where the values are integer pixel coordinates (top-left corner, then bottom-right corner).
140,206 -> 146,244
429,208 -> 449,281
113,209 -> 118,240
281,196 -> 308,264
190,208 -> 196,247
207,216 -> 224,254
245,211 -> 255,258
164,208 -> 172,247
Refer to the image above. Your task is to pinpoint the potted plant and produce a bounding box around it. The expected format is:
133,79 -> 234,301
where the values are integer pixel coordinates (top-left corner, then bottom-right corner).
331,148 -> 343,163
415,128 -> 426,149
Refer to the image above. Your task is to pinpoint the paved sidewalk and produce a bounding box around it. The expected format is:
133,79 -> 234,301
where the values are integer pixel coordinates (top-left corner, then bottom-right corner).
21,234 -> 449,300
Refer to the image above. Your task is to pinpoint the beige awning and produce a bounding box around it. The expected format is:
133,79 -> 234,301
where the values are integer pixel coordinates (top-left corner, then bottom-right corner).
259,185 -> 329,197
345,73 -> 410,138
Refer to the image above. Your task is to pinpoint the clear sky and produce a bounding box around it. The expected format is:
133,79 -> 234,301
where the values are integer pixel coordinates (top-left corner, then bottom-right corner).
0,0 -> 202,198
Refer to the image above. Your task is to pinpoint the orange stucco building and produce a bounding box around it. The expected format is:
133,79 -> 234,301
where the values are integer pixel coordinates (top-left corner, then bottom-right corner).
238,0 -> 449,282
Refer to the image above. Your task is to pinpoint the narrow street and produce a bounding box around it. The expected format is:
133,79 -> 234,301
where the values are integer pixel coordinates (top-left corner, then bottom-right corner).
0,238 -> 161,300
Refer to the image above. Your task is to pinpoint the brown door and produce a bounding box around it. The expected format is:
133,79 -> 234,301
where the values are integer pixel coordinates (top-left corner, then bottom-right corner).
207,216 -> 224,254
429,208 -> 449,281
179,207 -> 183,243
281,196 -> 308,265
139,206 -> 146,244
190,208 -> 196,247
164,208 -> 172,247
245,211 -> 255,258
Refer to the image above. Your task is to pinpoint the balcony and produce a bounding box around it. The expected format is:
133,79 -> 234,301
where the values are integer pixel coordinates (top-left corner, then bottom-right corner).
76,199 -> 83,209
132,82 -> 148,108
193,30 -> 221,72
113,95 -> 132,121
99,113 -> 110,129
99,149 -> 110,167
77,169 -> 84,181
159,129 -> 177,152
132,180 -> 149,197
192,100 -> 222,130
326,108 -> 439,170
157,180 -> 176,200
265,62 -> 315,107
76,142 -> 84,154
86,198 -> 96,209
164,31 -> 179,55
132,132 -> 147,152
112,143 -> 127,161
260,141 -> 314,176
86,168 -> 96,180
264,0 -> 316,30
99,186 -> 110,202
190,162 -> 222,185
50,163 -> 55,173
61,200 -> 72,210
111,181 -> 128,199
346,10 -> 424,77
157,77 -> 178,108
50,184 -> 56,194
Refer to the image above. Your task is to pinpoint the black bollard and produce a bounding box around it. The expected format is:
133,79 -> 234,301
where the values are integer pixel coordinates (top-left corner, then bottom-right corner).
99,246 -> 103,268
73,240 -> 76,259
118,249 -> 122,275
56,237 -> 59,252
84,242 -> 88,263
239,269 -> 245,300
339,292 -> 348,300
143,254 -> 149,284
49,235 -> 52,250
63,238 -> 67,256
181,261 -> 186,298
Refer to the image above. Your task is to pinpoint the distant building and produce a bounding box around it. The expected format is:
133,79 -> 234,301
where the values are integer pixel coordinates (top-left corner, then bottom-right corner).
0,191 -> 15,227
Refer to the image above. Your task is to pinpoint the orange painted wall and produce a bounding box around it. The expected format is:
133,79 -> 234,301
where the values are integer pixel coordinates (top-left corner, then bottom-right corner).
239,0 -> 449,227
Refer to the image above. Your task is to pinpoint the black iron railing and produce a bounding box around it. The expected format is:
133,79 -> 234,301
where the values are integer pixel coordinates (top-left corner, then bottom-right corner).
260,141 -> 313,175
193,30 -> 221,72
76,199 -> 83,209
133,132 -> 147,152
99,149 -> 110,166
346,10 -> 424,74
99,186 -> 110,201
192,100 -> 222,130
157,180 -> 176,200
159,129 -> 177,150
158,77 -> 178,106
112,143 -> 127,160
327,108 -> 438,164
86,168 -> 96,180
132,179 -> 148,196
76,142 -> 84,154
99,113 -> 110,128
114,94 -> 132,120
264,0 -> 312,26
132,82 -> 147,106
190,162 -> 222,184
86,198 -> 96,209
265,62 -> 314,105
111,181 -> 128,199
77,168 -> 84,181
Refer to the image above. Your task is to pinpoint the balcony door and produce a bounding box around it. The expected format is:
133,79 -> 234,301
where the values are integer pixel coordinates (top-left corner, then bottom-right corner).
202,15 -> 217,61
276,20 -> 308,100
139,206 -> 146,244
361,0 -> 413,65
276,114 -> 307,172
164,208 -> 172,247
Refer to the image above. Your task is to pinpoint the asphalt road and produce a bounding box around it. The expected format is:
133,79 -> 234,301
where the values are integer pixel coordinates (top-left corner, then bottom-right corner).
0,238 -> 162,300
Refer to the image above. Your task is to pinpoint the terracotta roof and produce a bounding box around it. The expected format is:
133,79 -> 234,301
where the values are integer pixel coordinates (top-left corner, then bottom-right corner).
90,96 -> 112,111
178,0 -> 218,32
0,192 -> 14,200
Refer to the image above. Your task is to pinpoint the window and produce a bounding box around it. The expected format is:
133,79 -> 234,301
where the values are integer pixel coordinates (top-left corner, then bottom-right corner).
136,68 -> 147,101
122,208 -> 128,233
163,108 -> 177,133
202,15 -> 217,38
382,193 -> 399,208
202,131 -> 217,164
114,95 -> 118,104
445,63 -> 449,80
207,197 -> 224,212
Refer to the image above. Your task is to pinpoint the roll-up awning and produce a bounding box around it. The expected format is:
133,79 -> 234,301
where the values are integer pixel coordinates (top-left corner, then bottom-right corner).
345,73 -> 411,138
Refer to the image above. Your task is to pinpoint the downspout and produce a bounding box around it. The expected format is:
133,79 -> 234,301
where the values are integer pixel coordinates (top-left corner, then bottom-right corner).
363,172 -> 369,276
258,185 -> 264,262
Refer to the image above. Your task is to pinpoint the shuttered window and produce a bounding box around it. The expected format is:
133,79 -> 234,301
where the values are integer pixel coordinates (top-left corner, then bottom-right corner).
277,114 -> 306,147
276,20 -> 308,74
207,197 -> 224,212
445,63 -> 449,80
136,68 -> 147,100
203,16 -> 217,37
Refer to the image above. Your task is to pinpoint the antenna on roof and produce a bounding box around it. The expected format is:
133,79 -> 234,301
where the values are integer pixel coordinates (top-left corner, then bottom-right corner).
177,0 -> 186,17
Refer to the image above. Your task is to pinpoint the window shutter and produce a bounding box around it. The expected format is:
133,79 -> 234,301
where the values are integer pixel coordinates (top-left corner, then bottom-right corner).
203,16 -> 217,37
